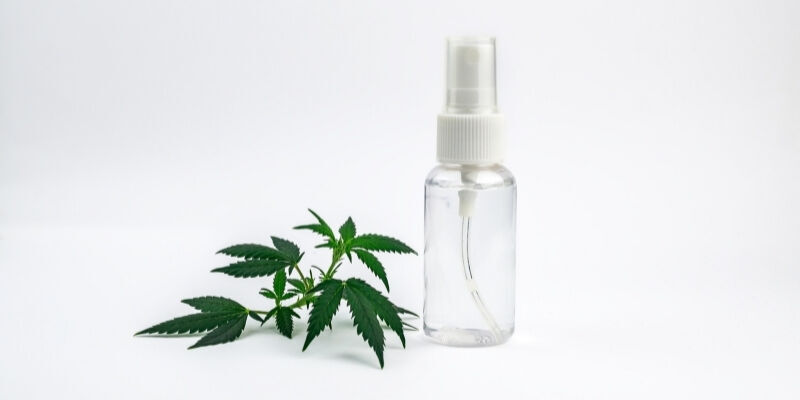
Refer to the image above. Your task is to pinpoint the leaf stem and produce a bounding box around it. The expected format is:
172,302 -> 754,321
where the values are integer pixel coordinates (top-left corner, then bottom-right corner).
250,293 -> 314,317
323,248 -> 342,280
288,294 -> 315,309
291,262 -> 307,281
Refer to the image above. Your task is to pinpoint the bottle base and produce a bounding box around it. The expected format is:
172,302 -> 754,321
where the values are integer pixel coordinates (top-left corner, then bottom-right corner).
423,324 -> 513,347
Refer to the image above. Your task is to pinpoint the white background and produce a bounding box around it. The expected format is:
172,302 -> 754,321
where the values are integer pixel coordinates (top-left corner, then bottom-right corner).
1,0 -> 799,398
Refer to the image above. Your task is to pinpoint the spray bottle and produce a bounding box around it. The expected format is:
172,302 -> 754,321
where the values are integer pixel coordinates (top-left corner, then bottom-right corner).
424,37 -> 516,346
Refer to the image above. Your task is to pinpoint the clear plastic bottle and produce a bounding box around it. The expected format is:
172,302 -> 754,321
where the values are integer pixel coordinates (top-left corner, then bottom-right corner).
423,37 -> 516,346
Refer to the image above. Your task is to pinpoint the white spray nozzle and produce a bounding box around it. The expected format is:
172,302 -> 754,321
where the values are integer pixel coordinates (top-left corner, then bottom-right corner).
445,37 -> 498,114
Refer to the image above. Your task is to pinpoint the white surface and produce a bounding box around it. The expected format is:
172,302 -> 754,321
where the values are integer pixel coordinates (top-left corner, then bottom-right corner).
1,0 -> 799,398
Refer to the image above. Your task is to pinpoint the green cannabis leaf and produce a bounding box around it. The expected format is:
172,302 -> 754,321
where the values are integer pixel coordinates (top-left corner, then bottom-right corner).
136,209 -> 417,368
217,244 -> 288,260
351,234 -> 418,255
353,249 -> 390,292
211,259 -> 288,278
303,279 -> 345,350
182,296 -> 245,313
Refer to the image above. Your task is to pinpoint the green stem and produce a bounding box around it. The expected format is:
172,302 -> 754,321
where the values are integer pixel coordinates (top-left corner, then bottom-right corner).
291,262 -> 307,281
323,249 -> 342,279
288,294 -> 315,309
251,294 -> 314,315
255,245 -> 342,315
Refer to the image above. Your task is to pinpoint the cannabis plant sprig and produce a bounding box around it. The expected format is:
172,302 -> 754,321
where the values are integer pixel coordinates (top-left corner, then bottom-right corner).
136,209 -> 417,368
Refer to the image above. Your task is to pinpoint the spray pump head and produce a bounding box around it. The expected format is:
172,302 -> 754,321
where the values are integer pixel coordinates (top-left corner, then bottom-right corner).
445,37 -> 498,114
437,36 -> 505,165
